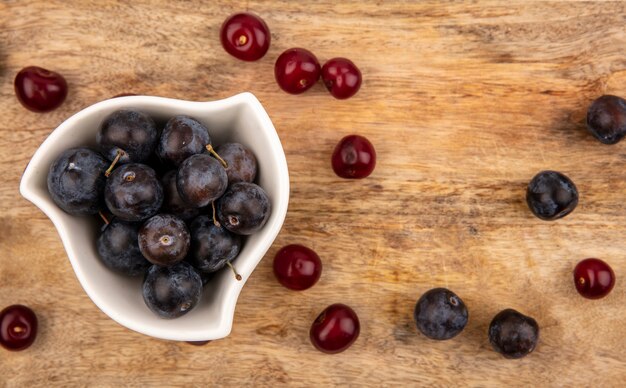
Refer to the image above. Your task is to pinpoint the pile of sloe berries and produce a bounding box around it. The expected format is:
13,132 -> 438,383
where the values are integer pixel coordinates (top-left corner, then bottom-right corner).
47,110 -> 271,319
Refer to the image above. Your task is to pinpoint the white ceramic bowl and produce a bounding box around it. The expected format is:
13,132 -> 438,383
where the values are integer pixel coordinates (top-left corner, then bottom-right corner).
19,93 -> 289,341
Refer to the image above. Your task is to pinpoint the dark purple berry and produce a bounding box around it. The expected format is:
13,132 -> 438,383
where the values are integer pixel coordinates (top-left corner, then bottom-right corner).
216,182 -> 271,235
157,116 -> 210,167
188,215 -> 242,273
96,220 -> 150,276
104,163 -> 163,221
161,170 -> 200,221
489,309 -> 539,359
526,170 -> 578,221
96,109 -> 157,164
187,340 -> 212,346
586,95 -> 626,144
215,142 -> 257,184
139,214 -> 190,266
142,262 -> 202,319
176,154 -> 228,208
47,147 -> 108,215
413,288 -> 468,340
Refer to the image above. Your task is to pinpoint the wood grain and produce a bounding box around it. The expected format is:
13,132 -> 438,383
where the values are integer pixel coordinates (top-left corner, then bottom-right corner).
1,0 -> 625,386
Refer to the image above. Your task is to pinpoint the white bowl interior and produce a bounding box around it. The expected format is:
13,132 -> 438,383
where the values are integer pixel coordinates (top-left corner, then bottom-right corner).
20,93 -> 289,341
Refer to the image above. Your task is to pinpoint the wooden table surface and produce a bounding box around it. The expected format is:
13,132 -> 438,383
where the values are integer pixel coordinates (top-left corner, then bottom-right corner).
1,1 -> 625,386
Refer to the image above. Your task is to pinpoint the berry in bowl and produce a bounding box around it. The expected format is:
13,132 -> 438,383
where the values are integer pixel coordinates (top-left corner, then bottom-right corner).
20,93 -> 289,341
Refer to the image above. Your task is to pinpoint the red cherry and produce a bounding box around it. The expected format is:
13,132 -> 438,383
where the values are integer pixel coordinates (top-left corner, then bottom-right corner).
574,258 -> 615,299
274,48 -> 321,94
0,305 -> 38,351
273,244 -> 322,291
331,135 -> 376,179
220,13 -> 270,61
310,304 -> 360,354
322,58 -> 362,99
14,66 -> 68,112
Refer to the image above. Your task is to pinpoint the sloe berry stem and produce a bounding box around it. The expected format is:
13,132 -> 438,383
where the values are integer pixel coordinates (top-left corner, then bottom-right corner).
104,150 -> 124,177
226,261 -> 242,281
98,211 -> 110,225
211,201 -> 220,227
205,144 -> 228,168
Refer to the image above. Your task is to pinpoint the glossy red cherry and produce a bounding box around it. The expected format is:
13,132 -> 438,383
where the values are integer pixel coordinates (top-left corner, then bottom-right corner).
310,304 -> 360,354
14,66 -> 68,112
0,305 -> 38,351
574,258 -> 616,299
220,13 -> 270,61
273,244 -> 322,291
322,58 -> 362,99
331,135 -> 376,179
274,48 -> 321,94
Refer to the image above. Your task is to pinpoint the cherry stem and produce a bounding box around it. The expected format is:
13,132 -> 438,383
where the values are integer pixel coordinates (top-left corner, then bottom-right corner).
98,211 -> 110,225
226,262 -> 242,281
206,144 -> 228,168
211,201 -> 220,227
105,150 -> 124,177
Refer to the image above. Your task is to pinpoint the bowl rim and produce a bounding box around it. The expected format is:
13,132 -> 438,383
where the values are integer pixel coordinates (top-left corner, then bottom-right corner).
19,92 -> 290,341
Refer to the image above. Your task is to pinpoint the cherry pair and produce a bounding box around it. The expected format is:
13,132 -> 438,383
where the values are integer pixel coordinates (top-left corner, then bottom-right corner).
220,13 -> 362,99
275,49 -> 361,99
273,245 -> 359,354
